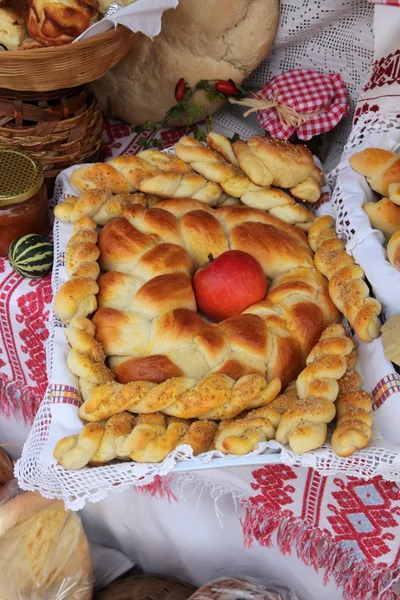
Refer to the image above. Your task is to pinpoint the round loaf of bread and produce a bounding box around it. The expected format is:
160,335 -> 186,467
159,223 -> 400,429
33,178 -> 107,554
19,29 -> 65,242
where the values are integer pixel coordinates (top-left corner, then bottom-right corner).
0,488 -> 93,598
91,0 -> 279,124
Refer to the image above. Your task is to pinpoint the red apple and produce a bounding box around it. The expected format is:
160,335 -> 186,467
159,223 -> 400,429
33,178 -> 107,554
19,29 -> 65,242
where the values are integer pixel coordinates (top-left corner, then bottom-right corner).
193,250 -> 267,321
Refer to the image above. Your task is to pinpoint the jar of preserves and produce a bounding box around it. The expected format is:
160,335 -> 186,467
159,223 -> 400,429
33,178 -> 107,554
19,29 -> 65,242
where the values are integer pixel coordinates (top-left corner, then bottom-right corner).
0,149 -> 49,257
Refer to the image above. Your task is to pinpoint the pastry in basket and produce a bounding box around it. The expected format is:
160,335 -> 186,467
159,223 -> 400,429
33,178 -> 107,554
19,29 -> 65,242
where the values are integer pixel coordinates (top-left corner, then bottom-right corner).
27,0 -> 99,47
350,148 -> 400,204
51,137 -> 379,468
0,2 -> 28,50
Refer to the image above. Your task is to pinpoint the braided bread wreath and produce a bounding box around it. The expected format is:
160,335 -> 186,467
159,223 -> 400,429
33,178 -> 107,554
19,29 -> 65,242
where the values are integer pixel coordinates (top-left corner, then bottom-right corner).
52,134 -> 378,470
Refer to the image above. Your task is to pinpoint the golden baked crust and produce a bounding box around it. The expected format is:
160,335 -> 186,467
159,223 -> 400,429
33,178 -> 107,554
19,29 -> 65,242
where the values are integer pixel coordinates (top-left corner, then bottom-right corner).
350,148 -> 400,197
0,4 -> 28,50
27,0 -> 99,46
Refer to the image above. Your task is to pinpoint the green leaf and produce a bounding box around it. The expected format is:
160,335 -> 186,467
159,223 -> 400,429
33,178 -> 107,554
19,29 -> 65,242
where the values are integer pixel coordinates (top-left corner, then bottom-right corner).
195,80 -> 211,90
137,136 -> 148,146
131,124 -> 145,133
228,133 -> 240,143
205,89 -> 226,102
151,138 -> 164,149
205,115 -> 213,134
187,103 -> 202,116
194,129 -> 207,142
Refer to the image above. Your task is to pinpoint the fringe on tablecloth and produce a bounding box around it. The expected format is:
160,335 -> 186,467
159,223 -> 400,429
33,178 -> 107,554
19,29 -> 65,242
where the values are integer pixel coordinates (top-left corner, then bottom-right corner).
135,472 -> 400,600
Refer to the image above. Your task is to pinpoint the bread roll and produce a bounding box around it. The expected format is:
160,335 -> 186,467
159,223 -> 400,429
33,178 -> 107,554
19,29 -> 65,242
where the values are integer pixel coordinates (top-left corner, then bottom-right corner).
0,4 -> 27,50
363,198 -> 400,237
350,148 -> 400,197
27,0 -> 99,46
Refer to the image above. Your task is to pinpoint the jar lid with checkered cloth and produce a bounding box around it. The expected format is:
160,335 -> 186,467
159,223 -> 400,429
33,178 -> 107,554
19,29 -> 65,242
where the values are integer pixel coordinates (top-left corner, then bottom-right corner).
230,68 -> 349,142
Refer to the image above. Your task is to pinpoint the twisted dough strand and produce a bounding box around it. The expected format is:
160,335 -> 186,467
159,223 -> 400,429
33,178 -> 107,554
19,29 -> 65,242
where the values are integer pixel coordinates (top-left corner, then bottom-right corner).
54,217 -> 100,324
332,378 -> 373,458
54,412 -> 218,468
54,189 -> 240,226
174,136 -> 315,229
272,324 -> 355,453
308,216 -> 381,342
207,133 -> 323,202
70,149 -> 223,205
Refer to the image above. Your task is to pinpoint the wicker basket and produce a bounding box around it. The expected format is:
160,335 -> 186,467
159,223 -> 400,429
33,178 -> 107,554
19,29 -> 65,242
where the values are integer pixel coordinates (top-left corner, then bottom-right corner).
0,86 -> 104,193
95,574 -> 196,600
0,27 -> 138,92
0,448 -> 14,488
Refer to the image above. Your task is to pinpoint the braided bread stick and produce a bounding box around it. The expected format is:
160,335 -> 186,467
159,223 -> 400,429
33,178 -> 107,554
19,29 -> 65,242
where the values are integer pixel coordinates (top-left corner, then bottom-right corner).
55,191 -> 158,225
213,381 -> 298,454
54,217 -> 101,323
208,133 -> 323,202
308,216 -> 381,342
65,317 -> 114,402
332,375 -> 373,457
174,136 -> 315,230
54,412 -> 218,468
70,150 -> 223,205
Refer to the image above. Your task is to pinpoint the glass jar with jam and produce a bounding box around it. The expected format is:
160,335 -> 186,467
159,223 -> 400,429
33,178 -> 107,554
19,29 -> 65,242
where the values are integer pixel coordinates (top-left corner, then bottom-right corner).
0,149 -> 49,257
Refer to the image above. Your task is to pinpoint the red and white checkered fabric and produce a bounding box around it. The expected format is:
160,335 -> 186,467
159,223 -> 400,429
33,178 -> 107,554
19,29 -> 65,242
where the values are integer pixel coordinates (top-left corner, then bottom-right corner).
369,0 -> 399,4
257,68 -> 349,141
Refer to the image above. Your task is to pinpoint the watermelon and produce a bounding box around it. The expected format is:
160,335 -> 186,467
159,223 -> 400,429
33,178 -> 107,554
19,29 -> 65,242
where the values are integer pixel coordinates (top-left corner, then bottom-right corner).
8,234 -> 53,279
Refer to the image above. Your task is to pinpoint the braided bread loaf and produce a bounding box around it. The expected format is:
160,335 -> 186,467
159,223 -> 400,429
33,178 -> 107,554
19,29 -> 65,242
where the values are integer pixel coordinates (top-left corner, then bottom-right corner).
308,216 -> 381,342
64,135 -> 316,229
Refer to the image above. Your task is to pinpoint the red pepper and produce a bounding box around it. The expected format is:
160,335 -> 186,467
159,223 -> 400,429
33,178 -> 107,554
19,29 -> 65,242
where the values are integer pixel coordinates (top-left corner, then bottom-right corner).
215,80 -> 240,96
175,78 -> 186,101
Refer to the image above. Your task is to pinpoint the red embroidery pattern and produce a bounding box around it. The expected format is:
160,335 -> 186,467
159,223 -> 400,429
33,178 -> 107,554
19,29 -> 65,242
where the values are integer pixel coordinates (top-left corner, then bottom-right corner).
353,103 -> 380,124
250,464 -> 298,511
364,49 -> 400,92
15,275 -> 52,406
301,469 -> 326,526
327,476 -> 400,561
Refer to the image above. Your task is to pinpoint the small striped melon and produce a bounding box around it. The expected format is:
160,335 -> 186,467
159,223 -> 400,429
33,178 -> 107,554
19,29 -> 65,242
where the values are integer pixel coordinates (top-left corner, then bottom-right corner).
8,234 -> 53,279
